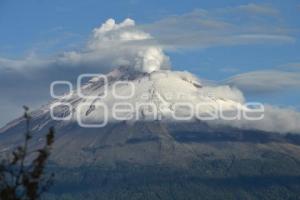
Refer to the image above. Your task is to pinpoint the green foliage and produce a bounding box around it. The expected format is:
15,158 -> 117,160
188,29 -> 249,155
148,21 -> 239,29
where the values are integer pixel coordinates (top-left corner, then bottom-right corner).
0,107 -> 55,200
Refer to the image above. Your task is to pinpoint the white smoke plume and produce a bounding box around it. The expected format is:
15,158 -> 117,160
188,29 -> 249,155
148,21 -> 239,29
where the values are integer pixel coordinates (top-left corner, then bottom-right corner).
0,18 -> 170,75
86,18 -> 170,73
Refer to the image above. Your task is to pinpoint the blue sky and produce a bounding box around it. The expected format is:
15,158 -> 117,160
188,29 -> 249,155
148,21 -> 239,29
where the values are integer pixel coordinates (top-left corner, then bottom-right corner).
0,0 -> 300,126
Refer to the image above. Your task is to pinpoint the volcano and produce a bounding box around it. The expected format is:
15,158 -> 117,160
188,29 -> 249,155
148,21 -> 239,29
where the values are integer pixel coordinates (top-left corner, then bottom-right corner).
1,67 -> 300,199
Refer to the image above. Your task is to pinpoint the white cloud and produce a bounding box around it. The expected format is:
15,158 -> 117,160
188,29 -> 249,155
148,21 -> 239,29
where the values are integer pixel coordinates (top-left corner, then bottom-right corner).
142,5 -> 294,49
225,70 -> 300,93
231,3 -> 280,16
211,105 -> 300,134
0,18 -> 170,75
86,18 -> 170,73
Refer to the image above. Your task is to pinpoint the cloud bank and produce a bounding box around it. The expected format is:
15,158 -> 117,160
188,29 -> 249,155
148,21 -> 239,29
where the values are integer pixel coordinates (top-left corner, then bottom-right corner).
211,105 -> 300,134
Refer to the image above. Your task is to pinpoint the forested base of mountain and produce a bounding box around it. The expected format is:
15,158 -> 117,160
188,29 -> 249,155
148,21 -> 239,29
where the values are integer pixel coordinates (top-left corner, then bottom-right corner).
44,155 -> 300,200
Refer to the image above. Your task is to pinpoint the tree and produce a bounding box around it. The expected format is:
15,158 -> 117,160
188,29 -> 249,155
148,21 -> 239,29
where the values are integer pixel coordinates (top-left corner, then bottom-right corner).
0,106 -> 55,200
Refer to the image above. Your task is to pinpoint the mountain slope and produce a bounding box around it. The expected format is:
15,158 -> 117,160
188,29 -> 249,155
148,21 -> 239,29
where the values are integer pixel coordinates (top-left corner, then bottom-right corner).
1,67 -> 300,199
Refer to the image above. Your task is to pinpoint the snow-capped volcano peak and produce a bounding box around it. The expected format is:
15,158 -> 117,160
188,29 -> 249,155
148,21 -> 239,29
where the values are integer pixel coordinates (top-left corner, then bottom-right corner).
0,67 -> 246,133
45,67 -> 245,127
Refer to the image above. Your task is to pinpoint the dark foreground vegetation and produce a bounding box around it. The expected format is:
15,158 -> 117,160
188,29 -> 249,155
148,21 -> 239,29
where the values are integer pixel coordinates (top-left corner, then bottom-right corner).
44,154 -> 300,200
0,107 -> 55,200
